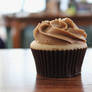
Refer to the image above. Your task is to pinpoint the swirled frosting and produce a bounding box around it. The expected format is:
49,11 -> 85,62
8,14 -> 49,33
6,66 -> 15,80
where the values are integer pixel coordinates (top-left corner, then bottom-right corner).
33,18 -> 87,45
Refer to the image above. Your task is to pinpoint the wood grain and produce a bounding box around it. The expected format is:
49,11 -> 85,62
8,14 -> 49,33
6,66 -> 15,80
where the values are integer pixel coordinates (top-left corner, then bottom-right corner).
0,48 -> 92,92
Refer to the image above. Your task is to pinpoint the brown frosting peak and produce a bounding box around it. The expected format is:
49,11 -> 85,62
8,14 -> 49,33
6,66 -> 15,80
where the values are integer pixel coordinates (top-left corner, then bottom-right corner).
33,18 -> 87,45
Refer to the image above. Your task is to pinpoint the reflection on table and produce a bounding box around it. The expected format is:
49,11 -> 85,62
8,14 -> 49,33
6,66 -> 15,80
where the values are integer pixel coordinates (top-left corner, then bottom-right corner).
0,48 -> 92,92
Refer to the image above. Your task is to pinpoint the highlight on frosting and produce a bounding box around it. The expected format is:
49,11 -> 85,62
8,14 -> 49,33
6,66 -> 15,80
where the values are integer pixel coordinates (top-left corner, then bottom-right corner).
33,18 -> 87,45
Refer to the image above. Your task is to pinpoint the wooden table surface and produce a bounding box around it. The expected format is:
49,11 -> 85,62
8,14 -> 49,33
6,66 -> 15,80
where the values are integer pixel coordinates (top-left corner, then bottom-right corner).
0,48 -> 92,92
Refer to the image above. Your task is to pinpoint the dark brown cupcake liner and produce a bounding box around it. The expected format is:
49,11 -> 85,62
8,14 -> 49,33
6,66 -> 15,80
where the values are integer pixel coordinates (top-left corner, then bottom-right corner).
31,48 -> 87,78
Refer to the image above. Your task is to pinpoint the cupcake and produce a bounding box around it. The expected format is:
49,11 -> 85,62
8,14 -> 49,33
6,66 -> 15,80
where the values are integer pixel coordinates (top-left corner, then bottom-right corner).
30,18 -> 87,78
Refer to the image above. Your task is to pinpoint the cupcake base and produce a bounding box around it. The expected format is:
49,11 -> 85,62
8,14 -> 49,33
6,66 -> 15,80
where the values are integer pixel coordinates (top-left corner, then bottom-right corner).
31,48 -> 87,78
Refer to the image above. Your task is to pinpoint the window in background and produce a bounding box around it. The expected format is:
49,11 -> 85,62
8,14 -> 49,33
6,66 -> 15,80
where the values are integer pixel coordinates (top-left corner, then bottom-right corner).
0,0 -> 22,14
87,0 -> 92,3
0,0 -> 46,15
60,0 -> 69,11
23,0 -> 46,13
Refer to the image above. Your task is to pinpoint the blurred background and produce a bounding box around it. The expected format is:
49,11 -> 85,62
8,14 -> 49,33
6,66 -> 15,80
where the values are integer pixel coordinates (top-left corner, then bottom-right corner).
0,0 -> 92,48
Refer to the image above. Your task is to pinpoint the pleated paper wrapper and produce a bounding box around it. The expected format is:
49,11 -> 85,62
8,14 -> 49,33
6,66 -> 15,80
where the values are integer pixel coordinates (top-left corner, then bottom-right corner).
31,48 -> 87,78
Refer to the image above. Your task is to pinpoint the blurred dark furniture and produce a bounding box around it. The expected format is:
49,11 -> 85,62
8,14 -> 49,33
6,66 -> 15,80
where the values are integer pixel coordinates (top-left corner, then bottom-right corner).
3,12 -> 92,48
0,38 -> 5,48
